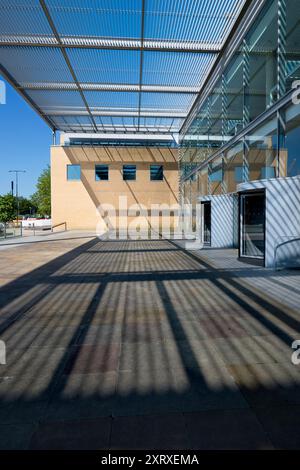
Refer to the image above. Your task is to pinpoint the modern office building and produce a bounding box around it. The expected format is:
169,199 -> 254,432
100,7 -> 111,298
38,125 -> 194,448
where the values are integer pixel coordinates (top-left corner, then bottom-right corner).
51,134 -> 178,231
180,0 -> 300,268
1,0 -> 300,266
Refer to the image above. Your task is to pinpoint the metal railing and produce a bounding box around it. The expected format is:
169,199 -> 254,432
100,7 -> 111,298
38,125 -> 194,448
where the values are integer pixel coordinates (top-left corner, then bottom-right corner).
51,222 -> 67,232
0,222 -> 22,240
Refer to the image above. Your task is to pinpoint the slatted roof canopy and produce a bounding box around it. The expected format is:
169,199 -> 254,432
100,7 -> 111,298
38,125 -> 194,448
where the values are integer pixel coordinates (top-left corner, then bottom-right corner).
0,0 -> 246,135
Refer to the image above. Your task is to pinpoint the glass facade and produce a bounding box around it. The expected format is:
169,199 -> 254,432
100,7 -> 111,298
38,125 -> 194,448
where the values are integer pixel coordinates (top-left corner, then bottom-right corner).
180,0 -> 300,202
281,103 -> 300,176
245,116 -> 278,181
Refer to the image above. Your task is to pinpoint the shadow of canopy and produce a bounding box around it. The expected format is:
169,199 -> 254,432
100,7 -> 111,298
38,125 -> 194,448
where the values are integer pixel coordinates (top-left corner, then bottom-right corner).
0,238 -> 299,449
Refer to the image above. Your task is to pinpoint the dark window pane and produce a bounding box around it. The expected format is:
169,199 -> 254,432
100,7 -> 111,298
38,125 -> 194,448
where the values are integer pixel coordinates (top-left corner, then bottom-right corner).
123,165 -> 136,180
95,164 -> 109,181
67,164 -> 80,180
150,165 -> 163,181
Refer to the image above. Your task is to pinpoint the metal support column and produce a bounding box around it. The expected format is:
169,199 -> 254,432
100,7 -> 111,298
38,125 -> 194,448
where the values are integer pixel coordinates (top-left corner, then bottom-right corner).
277,0 -> 287,99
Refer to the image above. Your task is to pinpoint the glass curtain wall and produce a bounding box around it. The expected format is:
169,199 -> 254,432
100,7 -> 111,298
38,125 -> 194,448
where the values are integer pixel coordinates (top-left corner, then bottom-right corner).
223,142 -> 244,193
179,0 -> 300,199
279,102 -> 300,176
285,0 -> 300,91
245,0 -> 278,119
245,115 -> 278,180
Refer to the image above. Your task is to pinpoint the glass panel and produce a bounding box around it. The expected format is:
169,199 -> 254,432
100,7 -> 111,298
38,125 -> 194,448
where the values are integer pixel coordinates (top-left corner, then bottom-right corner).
182,180 -> 191,205
198,167 -> 208,197
150,165 -> 164,181
224,141 -> 244,192
245,115 -> 278,181
209,157 -> 223,195
286,0 -> 300,90
67,164 -> 81,180
209,80 -> 223,148
246,0 -> 278,120
190,173 -> 198,232
123,165 -> 136,181
241,192 -> 265,258
281,103 -> 300,176
95,164 -> 109,181
224,53 -> 244,137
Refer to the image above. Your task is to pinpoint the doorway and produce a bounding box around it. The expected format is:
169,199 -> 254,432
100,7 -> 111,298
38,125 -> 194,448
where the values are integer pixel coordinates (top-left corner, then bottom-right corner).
201,201 -> 211,246
239,190 -> 265,263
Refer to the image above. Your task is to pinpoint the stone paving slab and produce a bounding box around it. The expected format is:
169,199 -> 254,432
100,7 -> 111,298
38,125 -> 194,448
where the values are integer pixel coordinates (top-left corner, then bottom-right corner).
0,234 -> 299,449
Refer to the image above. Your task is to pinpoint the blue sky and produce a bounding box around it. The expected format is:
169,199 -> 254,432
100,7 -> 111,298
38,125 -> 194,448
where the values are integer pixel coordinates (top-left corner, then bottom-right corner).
0,79 -> 52,198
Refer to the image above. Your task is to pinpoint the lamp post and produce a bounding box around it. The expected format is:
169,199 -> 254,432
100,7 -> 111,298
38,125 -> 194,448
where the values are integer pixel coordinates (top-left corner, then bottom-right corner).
8,170 -> 26,225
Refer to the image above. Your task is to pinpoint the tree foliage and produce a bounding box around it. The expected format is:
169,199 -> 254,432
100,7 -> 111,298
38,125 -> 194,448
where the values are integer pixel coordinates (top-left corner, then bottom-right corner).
31,166 -> 51,216
18,196 -> 38,216
0,194 -> 15,223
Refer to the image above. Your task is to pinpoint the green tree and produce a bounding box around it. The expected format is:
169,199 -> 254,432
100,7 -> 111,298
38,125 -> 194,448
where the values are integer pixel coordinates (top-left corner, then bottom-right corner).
0,194 -> 16,223
31,166 -> 51,216
18,196 -> 38,216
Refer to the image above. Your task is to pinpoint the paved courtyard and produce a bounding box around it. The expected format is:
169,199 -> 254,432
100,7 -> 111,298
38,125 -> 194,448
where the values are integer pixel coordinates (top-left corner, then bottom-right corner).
0,234 -> 300,449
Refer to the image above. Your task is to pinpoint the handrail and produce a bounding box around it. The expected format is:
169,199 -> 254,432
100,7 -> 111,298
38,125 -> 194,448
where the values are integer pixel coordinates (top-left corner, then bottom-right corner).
51,222 -> 67,232
274,236 -> 300,270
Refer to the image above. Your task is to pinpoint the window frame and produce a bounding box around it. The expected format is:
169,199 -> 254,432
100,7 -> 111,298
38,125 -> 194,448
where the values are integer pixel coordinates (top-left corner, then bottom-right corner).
95,164 -> 109,181
150,164 -> 164,181
122,164 -> 137,181
67,164 -> 81,181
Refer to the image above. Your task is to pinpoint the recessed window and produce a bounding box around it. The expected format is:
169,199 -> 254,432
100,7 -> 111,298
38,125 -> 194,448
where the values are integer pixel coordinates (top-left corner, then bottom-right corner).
95,164 -> 109,181
67,164 -> 81,181
150,165 -> 163,181
123,165 -> 136,181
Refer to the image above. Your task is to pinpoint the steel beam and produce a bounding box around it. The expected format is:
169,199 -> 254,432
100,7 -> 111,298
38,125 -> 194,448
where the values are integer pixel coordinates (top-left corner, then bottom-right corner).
0,63 -> 56,130
19,82 -> 200,94
39,0 -> 98,132
0,36 -> 221,53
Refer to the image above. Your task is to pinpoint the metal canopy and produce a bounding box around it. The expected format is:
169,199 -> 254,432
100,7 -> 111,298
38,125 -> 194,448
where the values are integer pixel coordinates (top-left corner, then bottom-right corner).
0,0 -> 246,135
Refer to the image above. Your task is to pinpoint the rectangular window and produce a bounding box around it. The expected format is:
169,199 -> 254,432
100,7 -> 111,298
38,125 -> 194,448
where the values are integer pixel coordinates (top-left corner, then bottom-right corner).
150,165 -> 163,181
123,165 -> 136,181
67,164 -> 81,181
95,164 -> 109,181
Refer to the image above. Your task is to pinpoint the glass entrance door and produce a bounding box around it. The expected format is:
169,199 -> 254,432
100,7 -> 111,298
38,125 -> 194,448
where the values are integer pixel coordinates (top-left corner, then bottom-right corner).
240,191 -> 265,259
202,201 -> 211,246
